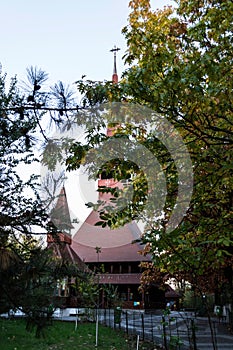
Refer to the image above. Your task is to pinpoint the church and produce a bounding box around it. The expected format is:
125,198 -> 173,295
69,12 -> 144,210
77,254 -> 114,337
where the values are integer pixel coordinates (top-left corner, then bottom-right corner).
47,49 -> 179,310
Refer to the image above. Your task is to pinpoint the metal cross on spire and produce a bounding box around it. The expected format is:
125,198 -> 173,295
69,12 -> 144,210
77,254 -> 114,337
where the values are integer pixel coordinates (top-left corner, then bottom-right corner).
110,45 -> 120,83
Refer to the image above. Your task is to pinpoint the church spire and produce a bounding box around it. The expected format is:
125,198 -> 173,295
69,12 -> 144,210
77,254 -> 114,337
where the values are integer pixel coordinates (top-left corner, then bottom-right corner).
110,46 -> 120,83
107,46 -> 121,137
49,186 -> 74,237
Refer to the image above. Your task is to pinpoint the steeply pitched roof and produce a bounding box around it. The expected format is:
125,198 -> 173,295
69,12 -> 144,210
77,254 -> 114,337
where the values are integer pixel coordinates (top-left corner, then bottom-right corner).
72,210 -> 150,263
165,285 -> 181,299
50,186 -> 74,234
48,186 -> 88,272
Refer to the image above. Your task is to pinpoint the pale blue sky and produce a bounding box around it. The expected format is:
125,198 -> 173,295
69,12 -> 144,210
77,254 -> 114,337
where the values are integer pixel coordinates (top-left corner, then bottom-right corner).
1,0 -> 172,86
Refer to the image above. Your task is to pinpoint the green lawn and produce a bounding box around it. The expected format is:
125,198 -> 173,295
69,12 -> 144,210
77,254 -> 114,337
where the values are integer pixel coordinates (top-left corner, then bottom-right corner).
0,318 -> 157,350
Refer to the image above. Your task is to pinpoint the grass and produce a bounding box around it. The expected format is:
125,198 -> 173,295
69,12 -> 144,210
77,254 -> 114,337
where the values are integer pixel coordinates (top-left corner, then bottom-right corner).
0,318 -> 158,350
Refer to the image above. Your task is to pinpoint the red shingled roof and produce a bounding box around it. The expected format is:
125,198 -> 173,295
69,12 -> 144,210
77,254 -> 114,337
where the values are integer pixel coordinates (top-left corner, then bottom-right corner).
72,239 -> 149,263
72,210 -> 150,263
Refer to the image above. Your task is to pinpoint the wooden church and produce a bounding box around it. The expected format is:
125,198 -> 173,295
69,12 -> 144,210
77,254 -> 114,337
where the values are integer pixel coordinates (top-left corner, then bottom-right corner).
47,49 -> 179,310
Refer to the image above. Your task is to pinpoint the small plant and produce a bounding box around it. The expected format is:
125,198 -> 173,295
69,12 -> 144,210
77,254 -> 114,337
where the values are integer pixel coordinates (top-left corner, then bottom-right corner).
169,335 -> 183,349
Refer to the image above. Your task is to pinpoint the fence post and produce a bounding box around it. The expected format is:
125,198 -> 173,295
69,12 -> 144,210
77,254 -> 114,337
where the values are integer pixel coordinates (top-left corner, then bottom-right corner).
227,310 -> 233,335
104,308 -> 106,326
213,321 -> 218,350
162,316 -> 168,350
141,313 -> 145,340
151,312 -> 154,344
133,311 -> 136,334
191,319 -> 198,350
125,310 -> 128,335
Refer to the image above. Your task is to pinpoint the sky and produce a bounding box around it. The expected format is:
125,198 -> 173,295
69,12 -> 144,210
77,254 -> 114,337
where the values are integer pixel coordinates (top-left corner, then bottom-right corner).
1,0 -> 174,234
1,0 -> 173,86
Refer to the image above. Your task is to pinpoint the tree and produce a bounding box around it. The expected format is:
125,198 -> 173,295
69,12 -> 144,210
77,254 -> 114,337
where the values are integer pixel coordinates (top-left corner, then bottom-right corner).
0,65 -> 82,337
121,0 -> 233,301
1,236 -> 55,336
69,0 -> 233,314
0,65 -> 48,268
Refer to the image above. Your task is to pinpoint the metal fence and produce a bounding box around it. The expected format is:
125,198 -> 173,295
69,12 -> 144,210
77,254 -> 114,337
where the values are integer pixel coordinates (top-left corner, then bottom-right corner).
53,307 -> 232,349
96,308 -> 220,350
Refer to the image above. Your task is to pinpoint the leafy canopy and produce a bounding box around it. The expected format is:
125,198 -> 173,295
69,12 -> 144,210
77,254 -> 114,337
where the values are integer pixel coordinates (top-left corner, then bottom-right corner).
70,0 -> 233,296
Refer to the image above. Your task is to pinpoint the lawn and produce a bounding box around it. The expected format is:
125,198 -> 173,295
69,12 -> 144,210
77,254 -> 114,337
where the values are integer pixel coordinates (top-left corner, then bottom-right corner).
0,318 -> 157,350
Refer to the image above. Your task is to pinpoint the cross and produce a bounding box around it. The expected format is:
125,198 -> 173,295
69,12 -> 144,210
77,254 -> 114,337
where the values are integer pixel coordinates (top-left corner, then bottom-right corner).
110,46 -> 120,55
110,46 -> 120,78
